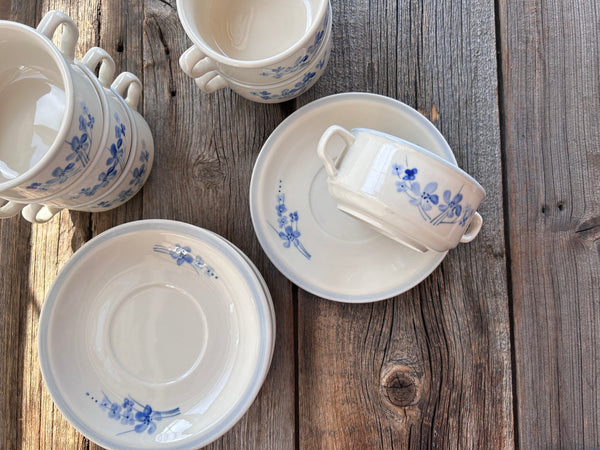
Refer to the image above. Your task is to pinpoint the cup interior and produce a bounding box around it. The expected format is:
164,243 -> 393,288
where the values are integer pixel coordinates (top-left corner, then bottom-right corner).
180,0 -> 325,62
0,24 -> 70,184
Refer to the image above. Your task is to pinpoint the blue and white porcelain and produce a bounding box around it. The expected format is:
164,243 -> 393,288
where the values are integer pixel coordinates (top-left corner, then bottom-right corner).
21,70 -> 152,222
0,11 -> 105,216
76,77 -> 154,213
225,18 -> 332,104
318,126 -> 486,253
250,93 -> 457,302
177,0 -> 331,102
38,48 -> 135,208
38,220 -> 275,449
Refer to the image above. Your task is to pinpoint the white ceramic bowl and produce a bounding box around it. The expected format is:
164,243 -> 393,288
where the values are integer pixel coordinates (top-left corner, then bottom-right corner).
38,220 -> 275,449
226,13 -> 332,104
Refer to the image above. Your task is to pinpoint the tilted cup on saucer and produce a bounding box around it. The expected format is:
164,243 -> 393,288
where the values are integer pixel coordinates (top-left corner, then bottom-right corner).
177,0 -> 332,103
317,126 -> 486,253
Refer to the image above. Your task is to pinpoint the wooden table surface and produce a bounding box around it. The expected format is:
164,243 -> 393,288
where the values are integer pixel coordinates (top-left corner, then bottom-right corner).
1,0 -> 599,448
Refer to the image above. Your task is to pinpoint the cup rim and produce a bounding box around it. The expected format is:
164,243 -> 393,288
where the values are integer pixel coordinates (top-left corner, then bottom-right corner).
176,0 -> 330,68
350,127 -> 487,195
0,21 -> 75,191
225,18 -> 332,90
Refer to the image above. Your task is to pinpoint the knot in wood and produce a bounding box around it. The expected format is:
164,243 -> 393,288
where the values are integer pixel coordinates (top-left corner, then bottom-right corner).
381,368 -> 419,408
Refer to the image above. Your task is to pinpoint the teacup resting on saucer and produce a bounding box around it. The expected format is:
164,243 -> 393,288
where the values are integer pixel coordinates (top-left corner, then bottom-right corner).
317,125 -> 486,253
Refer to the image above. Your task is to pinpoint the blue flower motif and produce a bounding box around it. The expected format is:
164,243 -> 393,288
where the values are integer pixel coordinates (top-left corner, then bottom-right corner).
140,150 -> 150,163
403,168 -> 418,181
88,393 -> 181,436
169,245 -> 193,265
51,163 -> 77,184
279,225 -> 301,248
439,190 -> 463,218
117,189 -> 134,202
69,134 -> 88,154
134,405 -> 160,434
108,402 -> 122,420
396,180 -> 409,192
115,123 -> 126,140
301,71 -> 316,85
79,115 -> 87,132
130,165 -> 147,186
106,143 -> 124,167
120,408 -> 135,426
271,183 -> 311,259
459,205 -> 475,226
392,163 -> 404,177
276,202 -> 287,217
193,255 -> 205,270
409,182 -> 439,211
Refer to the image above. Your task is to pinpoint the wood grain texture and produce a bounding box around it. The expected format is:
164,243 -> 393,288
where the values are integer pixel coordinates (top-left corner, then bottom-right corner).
296,0 -> 513,448
141,1 -> 296,448
498,0 -> 600,447
2,0 -> 599,448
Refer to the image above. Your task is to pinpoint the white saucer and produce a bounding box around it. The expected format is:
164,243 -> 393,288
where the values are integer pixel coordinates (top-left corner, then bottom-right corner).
249,93 -> 456,302
38,220 -> 274,449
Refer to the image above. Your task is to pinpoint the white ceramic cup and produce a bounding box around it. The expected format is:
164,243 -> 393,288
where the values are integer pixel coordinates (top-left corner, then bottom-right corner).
177,0 -> 331,102
317,126 -> 486,253
224,18 -> 332,103
22,72 -> 150,223
0,11 -> 105,216
75,73 -> 154,213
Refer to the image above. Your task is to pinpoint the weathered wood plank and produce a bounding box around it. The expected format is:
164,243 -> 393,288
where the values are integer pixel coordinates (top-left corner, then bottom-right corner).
141,1 -> 297,448
296,0 -> 513,447
498,0 -> 600,447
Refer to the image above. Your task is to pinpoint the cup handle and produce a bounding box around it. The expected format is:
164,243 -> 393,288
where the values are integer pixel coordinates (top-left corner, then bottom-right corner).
460,212 -> 483,243
111,72 -> 143,110
82,47 -> 116,88
21,204 -> 62,224
317,125 -> 356,177
0,200 -> 26,219
179,45 -> 228,94
36,10 -> 79,61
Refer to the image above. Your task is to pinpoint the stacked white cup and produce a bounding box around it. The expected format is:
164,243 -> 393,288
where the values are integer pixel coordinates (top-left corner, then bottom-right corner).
177,0 -> 332,103
0,11 -> 154,224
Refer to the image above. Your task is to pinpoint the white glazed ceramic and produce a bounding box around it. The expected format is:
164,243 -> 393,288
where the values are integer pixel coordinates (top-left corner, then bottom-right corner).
317,126 -> 486,253
0,11 -> 104,213
177,0 -> 331,101
38,48 -> 136,207
38,219 -> 275,449
250,93 -> 457,302
24,72 -> 152,222
77,73 -> 153,212
224,18 -> 332,104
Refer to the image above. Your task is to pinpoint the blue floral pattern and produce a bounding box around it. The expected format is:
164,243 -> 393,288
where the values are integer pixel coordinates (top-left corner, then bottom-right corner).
270,181 -> 311,259
91,141 -> 151,210
86,392 -> 180,435
250,51 -> 328,101
391,160 -> 475,227
259,12 -> 329,80
69,113 -> 127,200
153,243 -> 218,279
25,102 -> 94,191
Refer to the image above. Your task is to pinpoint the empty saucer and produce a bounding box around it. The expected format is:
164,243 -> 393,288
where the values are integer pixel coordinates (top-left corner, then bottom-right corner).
38,220 -> 274,449
250,92 -> 456,302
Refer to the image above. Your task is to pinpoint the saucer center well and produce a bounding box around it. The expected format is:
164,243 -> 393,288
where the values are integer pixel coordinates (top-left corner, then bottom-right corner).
309,167 -> 379,242
108,283 -> 208,385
